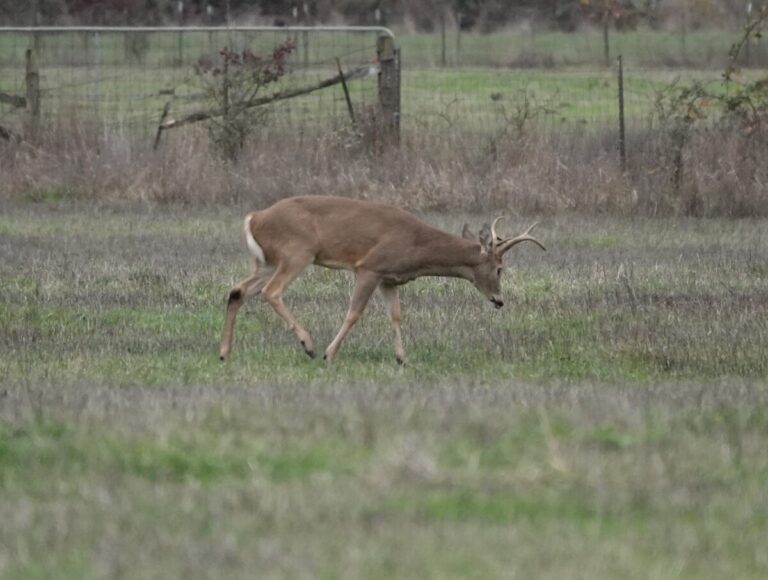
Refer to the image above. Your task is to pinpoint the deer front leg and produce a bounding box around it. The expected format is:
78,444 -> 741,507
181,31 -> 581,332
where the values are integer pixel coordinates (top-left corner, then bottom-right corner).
261,258 -> 316,358
379,284 -> 406,365
220,269 -> 271,361
324,271 -> 380,363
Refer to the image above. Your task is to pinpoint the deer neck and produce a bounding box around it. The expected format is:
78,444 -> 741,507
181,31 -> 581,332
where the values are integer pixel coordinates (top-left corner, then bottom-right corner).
413,234 -> 483,281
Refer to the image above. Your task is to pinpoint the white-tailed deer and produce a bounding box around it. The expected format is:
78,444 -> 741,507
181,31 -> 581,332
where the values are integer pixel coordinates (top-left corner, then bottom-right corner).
220,196 -> 545,364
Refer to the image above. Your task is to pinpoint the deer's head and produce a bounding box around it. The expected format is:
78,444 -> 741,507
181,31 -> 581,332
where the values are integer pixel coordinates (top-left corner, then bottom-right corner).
462,218 -> 546,309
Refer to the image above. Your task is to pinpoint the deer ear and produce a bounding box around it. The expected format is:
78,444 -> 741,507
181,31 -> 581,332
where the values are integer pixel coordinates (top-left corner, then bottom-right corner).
461,223 -> 476,240
478,223 -> 492,253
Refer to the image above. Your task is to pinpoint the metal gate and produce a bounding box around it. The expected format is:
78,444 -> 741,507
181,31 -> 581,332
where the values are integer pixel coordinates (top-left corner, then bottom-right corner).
0,26 -> 399,142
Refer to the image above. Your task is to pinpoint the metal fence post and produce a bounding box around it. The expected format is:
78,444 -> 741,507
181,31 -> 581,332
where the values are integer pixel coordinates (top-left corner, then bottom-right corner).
336,57 -> 356,129
177,1 -> 185,66
617,54 -> 626,173
440,11 -> 446,67
455,13 -> 462,65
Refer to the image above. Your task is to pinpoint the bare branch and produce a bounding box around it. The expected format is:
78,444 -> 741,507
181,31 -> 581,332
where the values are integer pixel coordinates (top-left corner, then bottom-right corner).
724,6 -> 768,82
0,125 -> 23,142
0,91 -> 26,108
160,64 -> 372,132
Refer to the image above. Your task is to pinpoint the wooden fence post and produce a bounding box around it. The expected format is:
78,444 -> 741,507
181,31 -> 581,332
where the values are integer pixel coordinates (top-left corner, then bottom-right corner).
376,34 -> 400,144
25,48 -> 41,142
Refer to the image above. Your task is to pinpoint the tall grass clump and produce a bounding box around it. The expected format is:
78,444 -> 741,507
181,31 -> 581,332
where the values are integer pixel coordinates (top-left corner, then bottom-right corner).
2,115 -> 766,217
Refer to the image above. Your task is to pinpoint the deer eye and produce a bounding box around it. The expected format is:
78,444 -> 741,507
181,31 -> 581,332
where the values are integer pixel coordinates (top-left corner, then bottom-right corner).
497,268 -> 502,276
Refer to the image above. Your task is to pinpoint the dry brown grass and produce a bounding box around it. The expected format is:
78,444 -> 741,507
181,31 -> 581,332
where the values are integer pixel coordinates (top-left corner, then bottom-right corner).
2,121 -> 766,216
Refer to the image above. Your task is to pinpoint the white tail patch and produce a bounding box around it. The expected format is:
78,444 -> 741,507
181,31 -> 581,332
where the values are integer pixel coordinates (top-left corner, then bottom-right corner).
244,215 -> 266,265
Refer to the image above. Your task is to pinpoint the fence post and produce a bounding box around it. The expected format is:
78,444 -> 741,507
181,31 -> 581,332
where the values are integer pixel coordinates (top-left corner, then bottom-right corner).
455,12 -> 462,65
377,34 -> 400,144
25,48 -> 41,142
440,11 -> 446,67
91,32 -> 102,123
222,57 -> 234,158
617,54 -> 626,173
177,1 -> 185,66
680,8 -> 687,63
32,0 -> 43,55
335,57 -> 356,129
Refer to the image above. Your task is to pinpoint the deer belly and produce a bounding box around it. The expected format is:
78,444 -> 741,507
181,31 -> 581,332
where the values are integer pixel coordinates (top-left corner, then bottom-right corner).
382,274 -> 415,285
313,257 -> 352,270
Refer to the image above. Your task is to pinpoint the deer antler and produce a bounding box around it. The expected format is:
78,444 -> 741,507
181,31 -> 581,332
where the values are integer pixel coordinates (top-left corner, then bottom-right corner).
491,216 -> 505,242
496,222 -> 547,254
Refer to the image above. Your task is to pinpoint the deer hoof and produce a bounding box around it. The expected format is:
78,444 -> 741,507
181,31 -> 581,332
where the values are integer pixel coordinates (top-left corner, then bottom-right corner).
300,341 -> 316,358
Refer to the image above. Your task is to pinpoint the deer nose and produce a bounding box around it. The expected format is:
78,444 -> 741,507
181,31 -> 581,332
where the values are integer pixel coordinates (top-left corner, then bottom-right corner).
491,297 -> 504,309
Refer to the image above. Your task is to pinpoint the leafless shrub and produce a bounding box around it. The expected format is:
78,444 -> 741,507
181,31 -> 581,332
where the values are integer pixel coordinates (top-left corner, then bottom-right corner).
193,40 -> 296,160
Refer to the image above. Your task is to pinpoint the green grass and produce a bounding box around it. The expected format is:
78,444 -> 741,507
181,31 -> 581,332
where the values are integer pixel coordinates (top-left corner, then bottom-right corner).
2,205 -> 768,385
2,391 -> 768,578
0,419 -> 363,488
2,202 -> 768,578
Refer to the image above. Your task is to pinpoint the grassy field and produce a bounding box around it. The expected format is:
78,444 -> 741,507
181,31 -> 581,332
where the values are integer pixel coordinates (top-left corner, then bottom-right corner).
1,27 -> 765,138
2,199 -> 768,578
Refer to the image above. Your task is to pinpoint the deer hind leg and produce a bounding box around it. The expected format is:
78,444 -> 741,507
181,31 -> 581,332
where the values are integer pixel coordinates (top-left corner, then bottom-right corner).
379,284 -> 406,365
324,270 -> 381,363
261,255 -> 316,358
219,267 -> 272,361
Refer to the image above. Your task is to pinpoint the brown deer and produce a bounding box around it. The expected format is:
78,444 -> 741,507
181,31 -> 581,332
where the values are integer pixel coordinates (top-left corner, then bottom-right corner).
219,196 -> 545,364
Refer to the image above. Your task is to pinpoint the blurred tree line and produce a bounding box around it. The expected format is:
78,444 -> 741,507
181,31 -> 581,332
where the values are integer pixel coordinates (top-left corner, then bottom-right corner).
0,0 -> 758,30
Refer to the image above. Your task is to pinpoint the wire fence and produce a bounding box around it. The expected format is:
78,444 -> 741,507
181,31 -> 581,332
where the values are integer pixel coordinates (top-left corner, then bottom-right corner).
396,27 -> 768,69
0,25 -> 765,145
0,26 -> 387,141
400,26 -> 765,137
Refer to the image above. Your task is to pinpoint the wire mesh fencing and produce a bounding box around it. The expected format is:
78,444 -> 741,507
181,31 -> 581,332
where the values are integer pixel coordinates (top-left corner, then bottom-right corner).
0,26 -> 387,142
1,25 -> 765,148
399,25 -> 766,137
